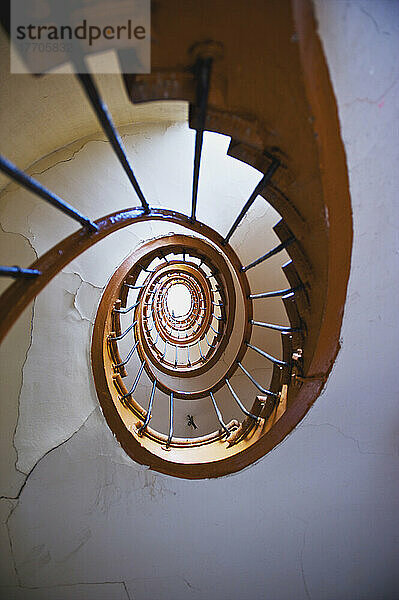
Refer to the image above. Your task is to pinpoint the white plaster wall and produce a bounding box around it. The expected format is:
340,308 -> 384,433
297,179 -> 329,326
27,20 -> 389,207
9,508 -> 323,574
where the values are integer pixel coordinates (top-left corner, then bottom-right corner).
0,1 -> 398,598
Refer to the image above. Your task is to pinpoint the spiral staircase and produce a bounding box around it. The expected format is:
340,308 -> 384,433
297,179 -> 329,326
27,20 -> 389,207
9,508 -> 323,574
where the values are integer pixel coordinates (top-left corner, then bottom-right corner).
0,0 -> 352,479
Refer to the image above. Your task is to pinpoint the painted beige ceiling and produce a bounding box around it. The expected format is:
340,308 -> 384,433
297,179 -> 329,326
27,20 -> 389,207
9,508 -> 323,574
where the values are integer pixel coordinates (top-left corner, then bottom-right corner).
0,28 -> 187,189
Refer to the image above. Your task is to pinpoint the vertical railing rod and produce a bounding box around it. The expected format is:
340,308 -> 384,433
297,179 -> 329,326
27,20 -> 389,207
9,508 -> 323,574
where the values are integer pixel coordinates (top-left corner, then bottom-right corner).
138,379 -> 156,435
250,320 -> 300,333
0,156 -> 98,232
108,320 -> 137,341
222,159 -> 279,245
205,332 -> 216,348
209,391 -> 230,437
113,340 -> 139,369
166,392 -> 174,448
209,323 -> 219,335
120,360 -> 146,400
0,265 -> 41,278
225,378 -> 260,421
198,341 -> 206,360
190,57 -> 213,222
113,300 -> 140,314
74,70 -> 150,212
249,285 -> 302,299
242,237 -> 295,272
246,342 -> 288,367
212,313 -> 224,321
124,283 -> 145,290
237,362 -> 278,397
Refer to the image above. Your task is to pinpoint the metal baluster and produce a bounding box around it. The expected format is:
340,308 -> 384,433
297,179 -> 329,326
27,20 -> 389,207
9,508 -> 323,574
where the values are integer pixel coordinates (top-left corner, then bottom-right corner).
246,342 -> 288,367
138,379 -> 156,435
113,300 -> 140,314
190,57 -> 213,221
108,320 -> 137,341
237,362 -> 278,397
222,159 -> 279,245
166,392 -> 174,448
74,67 -> 149,212
205,332 -> 216,348
249,285 -> 302,299
0,266 -> 41,278
120,360 -> 146,400
198,340 -> 206,360
124,283 -> 145,290
212,313 -> 224,321
242,237 -> 295,272
250,320 -> 300,333
209,323 -> 219,335
225,378 -> 260,421
209,391 -> 230,437
0,156 -> 98,232
113,340 -> 139,369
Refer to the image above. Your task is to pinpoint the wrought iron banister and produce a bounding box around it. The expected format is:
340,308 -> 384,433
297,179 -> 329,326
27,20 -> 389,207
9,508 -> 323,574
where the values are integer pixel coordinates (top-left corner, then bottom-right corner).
242,237 -> 295,272
222,159 -> 280,245
0,266 -> 41,278
75,70 -> 150,213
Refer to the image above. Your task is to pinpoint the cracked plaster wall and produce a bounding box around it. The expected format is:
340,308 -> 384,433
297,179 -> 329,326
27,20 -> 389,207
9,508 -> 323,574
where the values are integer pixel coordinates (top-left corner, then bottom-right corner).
0,1 -> 398,598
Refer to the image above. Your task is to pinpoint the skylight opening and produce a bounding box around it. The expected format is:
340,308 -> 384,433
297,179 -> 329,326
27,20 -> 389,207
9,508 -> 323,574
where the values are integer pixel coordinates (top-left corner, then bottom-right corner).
166,283 -> 192,317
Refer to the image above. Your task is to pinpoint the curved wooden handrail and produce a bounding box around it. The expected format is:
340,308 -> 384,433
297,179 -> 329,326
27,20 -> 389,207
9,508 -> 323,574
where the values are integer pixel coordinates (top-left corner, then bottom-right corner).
0,207 -> 252,345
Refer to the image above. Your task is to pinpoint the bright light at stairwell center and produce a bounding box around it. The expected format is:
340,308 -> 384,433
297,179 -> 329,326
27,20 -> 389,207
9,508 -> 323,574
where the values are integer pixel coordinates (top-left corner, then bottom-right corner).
166,284 -> 192,318
9,0 -> 151,74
